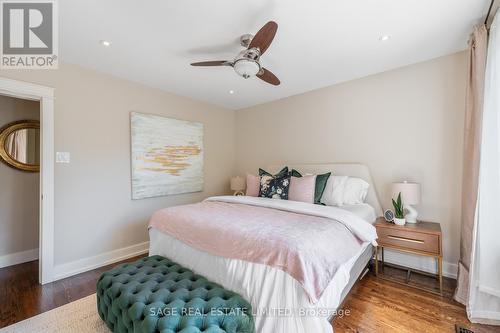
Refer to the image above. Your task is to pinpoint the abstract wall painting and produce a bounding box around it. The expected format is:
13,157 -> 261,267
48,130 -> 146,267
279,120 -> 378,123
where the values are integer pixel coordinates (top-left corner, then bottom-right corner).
131,112 -> 204,199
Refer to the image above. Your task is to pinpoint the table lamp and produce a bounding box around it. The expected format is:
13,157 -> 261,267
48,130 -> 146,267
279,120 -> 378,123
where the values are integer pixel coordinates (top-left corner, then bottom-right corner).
391,181 -> 421,223
230,176 -> 245,196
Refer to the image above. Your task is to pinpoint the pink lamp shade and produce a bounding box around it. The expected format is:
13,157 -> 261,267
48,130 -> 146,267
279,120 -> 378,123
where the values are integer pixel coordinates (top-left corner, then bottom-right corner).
391,181 -> 421,205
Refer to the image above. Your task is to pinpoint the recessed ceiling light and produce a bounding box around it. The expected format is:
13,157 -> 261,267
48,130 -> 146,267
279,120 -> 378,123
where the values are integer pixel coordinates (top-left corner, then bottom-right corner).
379,35 -> 391,42
100,40 -> 111,47
229,90 -> 235,94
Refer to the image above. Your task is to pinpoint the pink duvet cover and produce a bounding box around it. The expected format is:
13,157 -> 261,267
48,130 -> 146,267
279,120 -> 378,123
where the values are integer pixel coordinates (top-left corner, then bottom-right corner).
148,196 -> 377,303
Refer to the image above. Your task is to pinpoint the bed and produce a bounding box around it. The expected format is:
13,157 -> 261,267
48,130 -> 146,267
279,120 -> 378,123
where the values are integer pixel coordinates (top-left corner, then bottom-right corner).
148,163 -> 382,333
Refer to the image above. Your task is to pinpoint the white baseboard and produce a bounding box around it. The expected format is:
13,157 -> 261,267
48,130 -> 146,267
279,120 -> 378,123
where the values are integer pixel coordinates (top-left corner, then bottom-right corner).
379,249 -> 457,279
53,241 -> 149,281
0,248 -> 39,268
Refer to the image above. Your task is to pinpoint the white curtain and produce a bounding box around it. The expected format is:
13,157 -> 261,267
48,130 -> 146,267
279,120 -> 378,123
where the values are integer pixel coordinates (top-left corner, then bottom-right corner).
5,129 -> 28,163
468,12 -> 500,325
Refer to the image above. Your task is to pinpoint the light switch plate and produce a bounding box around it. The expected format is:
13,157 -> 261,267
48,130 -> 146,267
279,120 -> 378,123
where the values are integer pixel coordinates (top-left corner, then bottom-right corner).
56,152 -> 70,163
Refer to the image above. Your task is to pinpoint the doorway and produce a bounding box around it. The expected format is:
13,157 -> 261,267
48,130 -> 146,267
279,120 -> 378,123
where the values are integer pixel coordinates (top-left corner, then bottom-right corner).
0,77 -> 54,284
0,95 -> 40,272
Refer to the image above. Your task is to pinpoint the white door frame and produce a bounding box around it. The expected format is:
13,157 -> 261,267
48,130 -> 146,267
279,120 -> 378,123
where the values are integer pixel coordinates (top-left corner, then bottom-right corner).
0,77 -> 55,284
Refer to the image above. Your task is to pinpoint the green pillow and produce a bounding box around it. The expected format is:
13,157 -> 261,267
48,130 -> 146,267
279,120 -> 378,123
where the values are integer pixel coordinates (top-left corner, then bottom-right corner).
290,169 -> 302,178
291,169 -> 331,204
259,166 -> 289,178
314,172 -> 331,204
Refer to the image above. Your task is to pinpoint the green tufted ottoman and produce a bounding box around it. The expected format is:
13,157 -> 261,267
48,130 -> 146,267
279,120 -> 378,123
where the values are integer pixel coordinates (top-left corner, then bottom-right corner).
97,256 -> 255,333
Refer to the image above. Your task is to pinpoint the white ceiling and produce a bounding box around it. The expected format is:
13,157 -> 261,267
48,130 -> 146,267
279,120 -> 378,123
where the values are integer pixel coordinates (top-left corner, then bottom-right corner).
60,0 -> 490,110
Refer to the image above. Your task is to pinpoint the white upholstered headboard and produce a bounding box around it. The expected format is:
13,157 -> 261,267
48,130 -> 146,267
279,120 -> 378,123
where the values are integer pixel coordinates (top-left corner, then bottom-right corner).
267,163 -> 383,217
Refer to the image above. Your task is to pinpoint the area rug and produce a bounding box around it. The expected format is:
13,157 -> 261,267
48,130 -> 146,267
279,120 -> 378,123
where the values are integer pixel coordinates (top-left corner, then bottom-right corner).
0,294 -> 109,333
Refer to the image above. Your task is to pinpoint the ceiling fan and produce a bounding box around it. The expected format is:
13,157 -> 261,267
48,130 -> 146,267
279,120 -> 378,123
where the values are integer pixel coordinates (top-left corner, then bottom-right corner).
190,21 -> 280,86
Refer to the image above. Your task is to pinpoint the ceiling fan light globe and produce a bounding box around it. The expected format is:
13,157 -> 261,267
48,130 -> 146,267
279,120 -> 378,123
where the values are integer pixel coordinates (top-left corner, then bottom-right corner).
234,59 -> 260,79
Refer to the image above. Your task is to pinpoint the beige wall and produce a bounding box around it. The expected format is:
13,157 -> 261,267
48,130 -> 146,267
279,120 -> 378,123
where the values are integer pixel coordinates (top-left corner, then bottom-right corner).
0,63 -> 236,266
0,52 -> 466,275
235,52 -> 467,269
0,96 -> 40,257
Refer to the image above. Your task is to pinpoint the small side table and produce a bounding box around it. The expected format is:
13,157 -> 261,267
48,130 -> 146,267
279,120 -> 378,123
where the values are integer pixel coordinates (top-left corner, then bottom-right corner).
374,218 -> 443,295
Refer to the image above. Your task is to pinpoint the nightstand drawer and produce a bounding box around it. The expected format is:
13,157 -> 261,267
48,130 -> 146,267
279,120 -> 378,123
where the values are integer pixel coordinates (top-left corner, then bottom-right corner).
377,228 -> 440,255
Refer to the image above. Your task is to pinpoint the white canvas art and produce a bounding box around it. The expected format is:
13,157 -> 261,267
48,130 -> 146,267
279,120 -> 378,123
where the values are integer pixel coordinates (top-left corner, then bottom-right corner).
131,112 -> 204,199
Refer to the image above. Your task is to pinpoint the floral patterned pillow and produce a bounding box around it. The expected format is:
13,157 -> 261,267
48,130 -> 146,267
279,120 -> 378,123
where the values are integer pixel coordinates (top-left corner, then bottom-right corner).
259,174 -> 290,200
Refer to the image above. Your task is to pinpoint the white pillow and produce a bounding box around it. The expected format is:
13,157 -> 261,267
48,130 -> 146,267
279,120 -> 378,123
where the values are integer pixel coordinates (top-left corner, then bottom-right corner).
343,177 -> 370,205
321,175 -> 348,206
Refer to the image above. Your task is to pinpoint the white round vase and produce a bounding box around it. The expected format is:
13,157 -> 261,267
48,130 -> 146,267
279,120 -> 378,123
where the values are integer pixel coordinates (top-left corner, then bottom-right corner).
394,218 -> 406,226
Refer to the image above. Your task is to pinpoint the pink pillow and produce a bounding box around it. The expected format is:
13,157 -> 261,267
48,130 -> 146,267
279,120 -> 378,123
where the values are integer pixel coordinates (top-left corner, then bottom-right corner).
246,174 -> 260,197
288,175 -> 317,203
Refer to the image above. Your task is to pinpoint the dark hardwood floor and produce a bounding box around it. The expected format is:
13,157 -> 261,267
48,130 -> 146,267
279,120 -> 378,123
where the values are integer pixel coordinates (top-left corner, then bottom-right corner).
0,258 -> 498,332
0,255 -> 144,329
333,264 -> 499,333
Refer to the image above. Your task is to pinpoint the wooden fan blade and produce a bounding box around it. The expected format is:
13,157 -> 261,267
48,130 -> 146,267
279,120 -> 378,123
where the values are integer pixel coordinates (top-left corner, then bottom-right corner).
190,61 -> 231,66
249,21 -> 278,55
257,68 -> 280,86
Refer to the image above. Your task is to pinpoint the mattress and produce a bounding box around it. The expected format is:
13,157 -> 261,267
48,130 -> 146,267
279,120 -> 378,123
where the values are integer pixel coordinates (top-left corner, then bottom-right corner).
337,203 -> 377,224
149,229 -> 373,333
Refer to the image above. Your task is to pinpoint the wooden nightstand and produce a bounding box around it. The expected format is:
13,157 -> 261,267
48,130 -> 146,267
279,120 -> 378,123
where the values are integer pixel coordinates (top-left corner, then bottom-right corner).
374,217 -> 443,294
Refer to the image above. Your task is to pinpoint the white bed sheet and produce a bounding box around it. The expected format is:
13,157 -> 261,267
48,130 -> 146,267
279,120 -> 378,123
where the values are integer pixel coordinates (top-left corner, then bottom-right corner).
149,229 -> 371,333
338,203 -> 377,224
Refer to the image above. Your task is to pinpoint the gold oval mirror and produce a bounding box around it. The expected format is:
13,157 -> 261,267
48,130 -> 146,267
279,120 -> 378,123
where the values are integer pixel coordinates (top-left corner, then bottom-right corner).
0,120 -> 40,172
